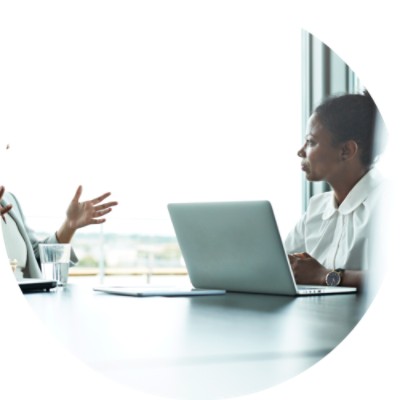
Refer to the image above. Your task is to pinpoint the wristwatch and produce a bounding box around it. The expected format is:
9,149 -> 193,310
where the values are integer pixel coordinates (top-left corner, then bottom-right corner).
325,268 -> 345,286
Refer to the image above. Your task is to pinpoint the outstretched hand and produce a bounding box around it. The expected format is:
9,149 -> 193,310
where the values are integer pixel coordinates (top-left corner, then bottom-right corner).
66,186 -> 118,230
57,186 -> 118,243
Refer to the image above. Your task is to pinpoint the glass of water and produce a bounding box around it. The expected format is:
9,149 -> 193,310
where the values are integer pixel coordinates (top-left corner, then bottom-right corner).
39,244 -> 71,286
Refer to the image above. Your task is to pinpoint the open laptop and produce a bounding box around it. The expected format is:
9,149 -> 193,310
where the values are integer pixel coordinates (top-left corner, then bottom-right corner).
165,200 -> 356,296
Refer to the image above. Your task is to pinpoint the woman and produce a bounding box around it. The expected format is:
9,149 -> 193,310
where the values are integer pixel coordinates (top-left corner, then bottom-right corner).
1,176 -> 117,279
285,91 -> 386,291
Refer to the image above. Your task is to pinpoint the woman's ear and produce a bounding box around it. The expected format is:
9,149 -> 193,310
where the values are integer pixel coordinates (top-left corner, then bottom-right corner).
340,140 -> 358,161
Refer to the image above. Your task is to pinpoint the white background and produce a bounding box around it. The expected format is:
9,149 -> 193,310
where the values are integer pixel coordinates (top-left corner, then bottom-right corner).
1,1 -> 399,399
0,0 -> 302,238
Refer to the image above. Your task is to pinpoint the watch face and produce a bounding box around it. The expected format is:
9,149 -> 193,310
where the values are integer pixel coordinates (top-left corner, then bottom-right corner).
326,271 -> 341,286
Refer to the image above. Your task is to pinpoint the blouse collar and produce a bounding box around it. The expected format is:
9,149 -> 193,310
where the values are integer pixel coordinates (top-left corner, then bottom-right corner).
322,168 -> 383,220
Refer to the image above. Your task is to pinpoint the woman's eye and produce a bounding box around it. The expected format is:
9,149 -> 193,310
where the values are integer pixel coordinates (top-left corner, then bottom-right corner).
306,139 -> 315,146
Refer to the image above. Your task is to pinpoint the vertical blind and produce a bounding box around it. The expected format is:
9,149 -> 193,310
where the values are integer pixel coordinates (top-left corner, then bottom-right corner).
301,31 -> 360,211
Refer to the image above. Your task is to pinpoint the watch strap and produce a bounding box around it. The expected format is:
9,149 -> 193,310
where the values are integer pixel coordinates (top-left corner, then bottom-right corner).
335,268 -> 345,274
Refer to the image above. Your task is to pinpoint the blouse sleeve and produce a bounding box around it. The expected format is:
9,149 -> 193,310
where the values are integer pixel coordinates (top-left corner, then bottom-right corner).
284,212 -> 307,254
7,193 -> 78,266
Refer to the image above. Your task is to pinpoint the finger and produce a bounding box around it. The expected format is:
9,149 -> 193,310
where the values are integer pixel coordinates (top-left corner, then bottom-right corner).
72,185 -> 83,203
94,201 -> 118,211
0,186 -> 7,202
91,192 -> 112,205
289,253 -> 304,262
89,218 -> 106,225
291,257 -> 307,270
94,208 -> 112,218
1,204 -> 12,215
293,252 -> 309,260
289,253 -> 304,258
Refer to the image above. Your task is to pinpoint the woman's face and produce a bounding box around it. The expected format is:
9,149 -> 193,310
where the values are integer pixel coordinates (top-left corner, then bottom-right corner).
297,113 -> 343,183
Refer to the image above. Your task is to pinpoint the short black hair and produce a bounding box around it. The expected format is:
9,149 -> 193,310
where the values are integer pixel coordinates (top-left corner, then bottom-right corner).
315,90 -> 385,167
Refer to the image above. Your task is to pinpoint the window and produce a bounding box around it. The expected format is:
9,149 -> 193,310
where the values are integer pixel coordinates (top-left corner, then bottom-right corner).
2,12 -> 302,284
301,31 -> 361,208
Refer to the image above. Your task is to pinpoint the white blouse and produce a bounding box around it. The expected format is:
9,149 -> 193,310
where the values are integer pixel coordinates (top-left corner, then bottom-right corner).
284,168 -> 384,271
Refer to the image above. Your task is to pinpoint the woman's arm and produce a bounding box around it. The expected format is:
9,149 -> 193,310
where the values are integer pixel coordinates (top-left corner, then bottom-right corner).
56,186 -> 118,244
338,269 -> 365,291
288,252 -> 365,291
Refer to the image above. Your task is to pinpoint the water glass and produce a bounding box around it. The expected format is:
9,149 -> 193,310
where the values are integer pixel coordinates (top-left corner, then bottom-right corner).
39,244 -> 71,286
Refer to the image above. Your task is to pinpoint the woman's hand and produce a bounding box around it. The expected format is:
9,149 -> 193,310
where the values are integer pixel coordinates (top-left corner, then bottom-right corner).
66,186 -> 118,230
56,186 -> 118,243
0,186 -> 12,222
288,252 -> 329,286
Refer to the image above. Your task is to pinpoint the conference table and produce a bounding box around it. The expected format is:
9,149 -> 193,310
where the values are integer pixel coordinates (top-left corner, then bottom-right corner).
24,283 -> 369,400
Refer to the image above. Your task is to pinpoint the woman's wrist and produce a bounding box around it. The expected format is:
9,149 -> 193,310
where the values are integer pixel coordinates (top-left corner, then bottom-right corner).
56,219 -> 77,243
319,267 -> 330,286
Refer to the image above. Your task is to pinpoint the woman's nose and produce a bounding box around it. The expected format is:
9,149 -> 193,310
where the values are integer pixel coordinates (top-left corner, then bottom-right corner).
297,145 -> 305,158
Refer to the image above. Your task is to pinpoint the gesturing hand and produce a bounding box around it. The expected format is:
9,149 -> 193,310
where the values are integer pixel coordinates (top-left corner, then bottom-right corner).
66,186 -> 118,230
0,185 -> 12,222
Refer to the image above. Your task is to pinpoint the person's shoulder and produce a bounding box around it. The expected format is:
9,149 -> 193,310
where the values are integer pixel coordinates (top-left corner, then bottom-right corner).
365,168 -> 389,202
3,192 -> 17,200
3,191 -> 17,202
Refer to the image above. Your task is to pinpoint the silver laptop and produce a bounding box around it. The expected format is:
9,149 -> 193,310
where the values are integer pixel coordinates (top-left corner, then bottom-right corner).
167,200 -> 356,296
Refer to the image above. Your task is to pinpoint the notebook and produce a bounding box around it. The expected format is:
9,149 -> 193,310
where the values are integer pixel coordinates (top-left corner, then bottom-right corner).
93,286 -> 225,297
165,200 -> 356,296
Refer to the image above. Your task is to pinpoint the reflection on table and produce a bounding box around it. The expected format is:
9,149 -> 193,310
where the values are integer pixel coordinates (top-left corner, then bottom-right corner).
24,284 -> 368,400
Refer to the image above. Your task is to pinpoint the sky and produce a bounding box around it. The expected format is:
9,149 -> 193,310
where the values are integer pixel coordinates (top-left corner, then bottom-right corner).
1,1 -> 400,400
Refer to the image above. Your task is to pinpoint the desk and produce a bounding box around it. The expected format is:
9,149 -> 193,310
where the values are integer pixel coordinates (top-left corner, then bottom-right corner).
24,285 -> 367,400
